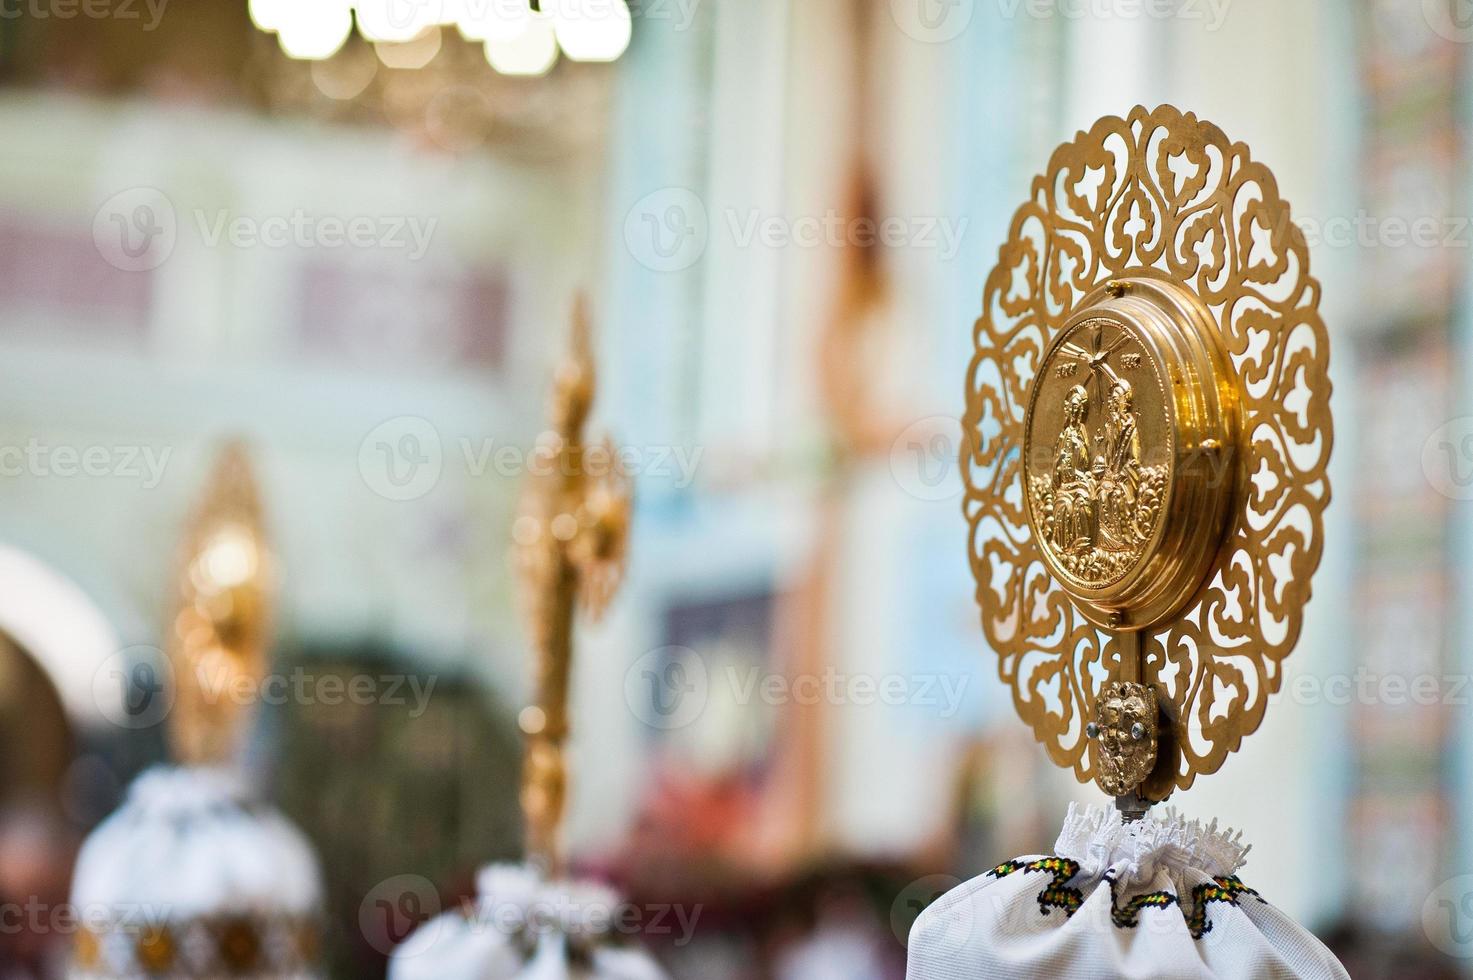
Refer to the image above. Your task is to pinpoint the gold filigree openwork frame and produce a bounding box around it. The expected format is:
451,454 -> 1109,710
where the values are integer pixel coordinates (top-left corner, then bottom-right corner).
962,106 -> 1332,794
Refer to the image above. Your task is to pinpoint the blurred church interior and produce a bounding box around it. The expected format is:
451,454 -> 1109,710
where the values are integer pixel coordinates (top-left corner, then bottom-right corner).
0,1 -> 1466,977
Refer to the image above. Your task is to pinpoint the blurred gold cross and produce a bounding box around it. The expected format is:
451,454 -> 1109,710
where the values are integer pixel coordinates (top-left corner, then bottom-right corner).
513,295 -> 631,876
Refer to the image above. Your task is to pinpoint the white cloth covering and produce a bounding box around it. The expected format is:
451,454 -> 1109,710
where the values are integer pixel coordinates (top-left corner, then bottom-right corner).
69,765 -> 324,979
388,864 -> 669,980
907,803 -> 1348,980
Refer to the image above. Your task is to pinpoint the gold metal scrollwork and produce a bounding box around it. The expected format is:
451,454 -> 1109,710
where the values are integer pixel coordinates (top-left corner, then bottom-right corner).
962,105 -> 1332,800
1091,680 -> 1159,798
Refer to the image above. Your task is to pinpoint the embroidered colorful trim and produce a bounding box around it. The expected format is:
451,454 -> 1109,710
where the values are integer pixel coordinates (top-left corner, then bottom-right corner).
1105,875 -> 1179,929
987,857 -> 1084,918
71,914 -> 320,978
1106,873 -> 1261,938
996,860 -> 1261,939
1186,875 -> 1259,939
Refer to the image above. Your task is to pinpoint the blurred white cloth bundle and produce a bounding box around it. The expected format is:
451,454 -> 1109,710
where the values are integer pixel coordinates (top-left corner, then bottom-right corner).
907,804 -> 1348,980
68,766 -> 324,979
389,864 -> 669,980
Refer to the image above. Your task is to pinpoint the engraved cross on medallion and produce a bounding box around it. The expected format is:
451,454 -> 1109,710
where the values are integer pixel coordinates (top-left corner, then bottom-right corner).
1055,322 -> 1138,442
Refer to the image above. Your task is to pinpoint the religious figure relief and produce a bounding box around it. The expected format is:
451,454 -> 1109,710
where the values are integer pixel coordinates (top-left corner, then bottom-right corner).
1027,321 -> 1169,587
1049,385 -> 1096,552
1096,380 -> 1145,551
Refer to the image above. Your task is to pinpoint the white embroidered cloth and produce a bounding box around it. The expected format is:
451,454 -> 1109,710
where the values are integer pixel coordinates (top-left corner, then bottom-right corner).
907,804 -> 1348,980
69,765 -> 324,979
388,864 -> 668,980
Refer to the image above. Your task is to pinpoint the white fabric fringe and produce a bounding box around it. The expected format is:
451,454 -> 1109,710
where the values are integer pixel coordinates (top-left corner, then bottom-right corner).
1054,802 -> 1250,889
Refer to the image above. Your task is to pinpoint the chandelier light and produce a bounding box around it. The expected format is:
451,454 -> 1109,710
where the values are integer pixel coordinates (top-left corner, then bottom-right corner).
272,1 -> 354,61
454,0 -> 531,42
356,0 -> 442,43
251,0 -> 632,73
483,9 -> 559,76
546,0 -> 632,62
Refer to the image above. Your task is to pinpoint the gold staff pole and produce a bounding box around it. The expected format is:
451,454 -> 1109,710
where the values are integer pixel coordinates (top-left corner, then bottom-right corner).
515,296 -> 631,878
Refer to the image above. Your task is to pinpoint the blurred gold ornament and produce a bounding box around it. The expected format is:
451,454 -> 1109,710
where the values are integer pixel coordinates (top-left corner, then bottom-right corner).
167,442 -> 275,766
515,296 -> 632,874
962,106 -> 1332,804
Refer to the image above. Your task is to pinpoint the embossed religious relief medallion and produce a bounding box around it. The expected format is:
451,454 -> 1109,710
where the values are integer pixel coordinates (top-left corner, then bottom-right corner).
1022,276 -> 1237,632
1025,316 -> 1172,593
962,106 -> 1332,804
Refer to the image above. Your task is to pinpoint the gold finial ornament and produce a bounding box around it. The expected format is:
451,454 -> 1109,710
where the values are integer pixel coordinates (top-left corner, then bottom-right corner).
962,106 -> 1332,803
515,296 -> 632,876
167,442 -> 275,766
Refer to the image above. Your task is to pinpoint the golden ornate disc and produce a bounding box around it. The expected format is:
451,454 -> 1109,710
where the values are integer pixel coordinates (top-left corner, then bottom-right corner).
962,105 -> 1332,797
